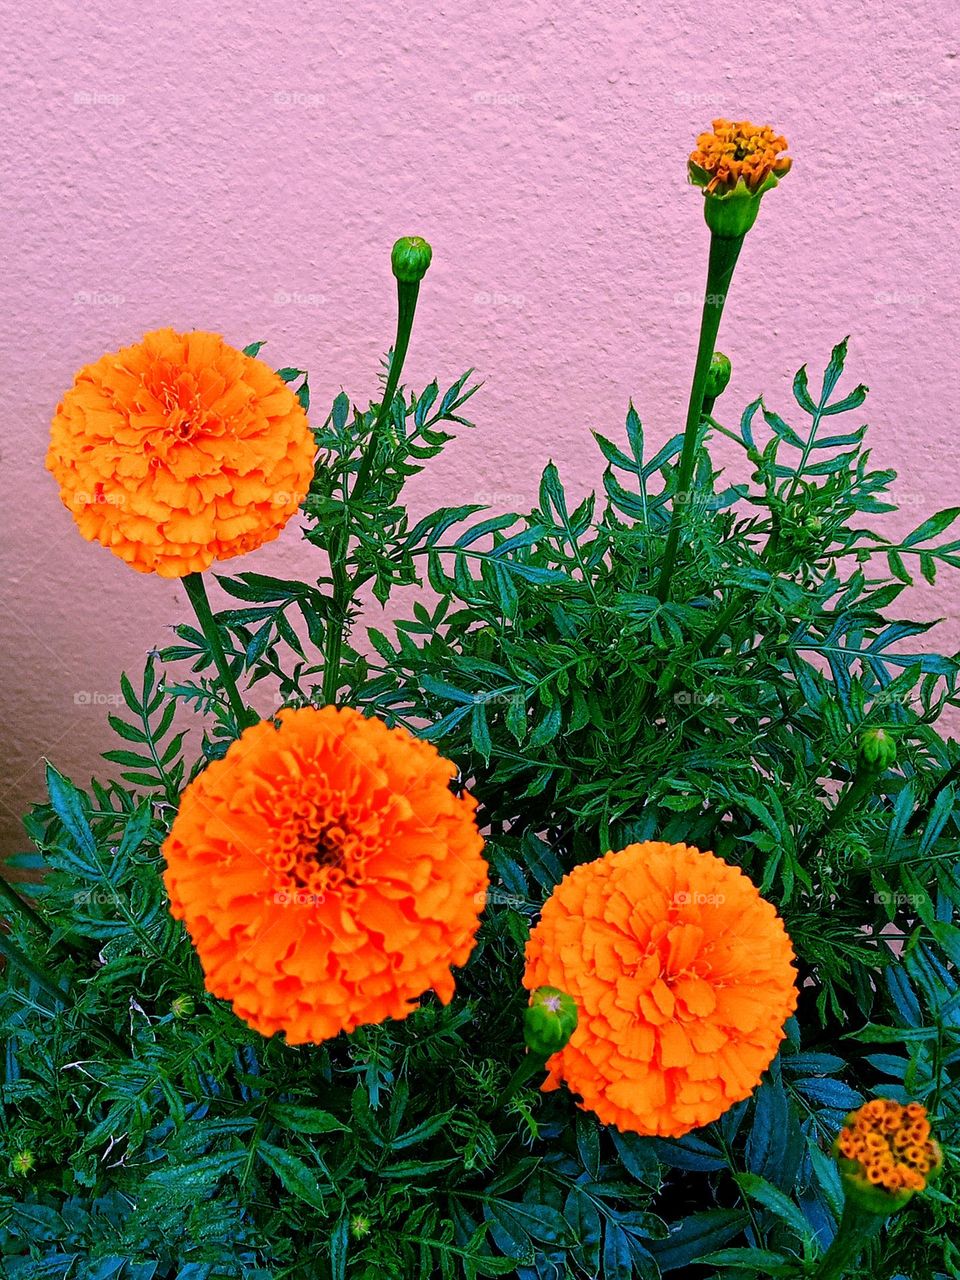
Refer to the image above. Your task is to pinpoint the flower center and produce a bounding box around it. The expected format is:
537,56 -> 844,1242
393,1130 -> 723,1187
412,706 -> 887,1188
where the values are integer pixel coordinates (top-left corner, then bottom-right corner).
263,782 -> 384,900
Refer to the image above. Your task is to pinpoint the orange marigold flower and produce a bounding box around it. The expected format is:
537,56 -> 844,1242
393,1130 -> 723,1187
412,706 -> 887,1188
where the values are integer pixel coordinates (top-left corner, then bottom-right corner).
689,119 -> 791,196
834,1099 -> 942,1209
522,841 -> 798,1137
47,328 -> 315,577
162,706 -> 488,1044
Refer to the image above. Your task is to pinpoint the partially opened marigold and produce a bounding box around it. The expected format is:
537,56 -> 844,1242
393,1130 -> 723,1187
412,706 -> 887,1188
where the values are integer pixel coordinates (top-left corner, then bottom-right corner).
162,706 -> 488,1044
835,1099 -> 942,1211
523,841 -> 798,1136
47,328 -> 315,577
689,119 -> 791,197
688,119 -> 791,238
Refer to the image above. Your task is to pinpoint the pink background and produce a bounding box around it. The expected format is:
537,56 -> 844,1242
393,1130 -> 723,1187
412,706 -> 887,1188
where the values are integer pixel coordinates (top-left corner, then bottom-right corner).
1,1 -> 958,856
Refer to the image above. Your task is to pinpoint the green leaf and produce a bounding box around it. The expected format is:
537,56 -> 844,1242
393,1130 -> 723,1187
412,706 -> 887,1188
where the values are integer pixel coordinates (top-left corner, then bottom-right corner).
45,763 -> 98,863
258,1142 -> 329,1209
734,1172 -> 814,1243
268,1104 -> 348,1134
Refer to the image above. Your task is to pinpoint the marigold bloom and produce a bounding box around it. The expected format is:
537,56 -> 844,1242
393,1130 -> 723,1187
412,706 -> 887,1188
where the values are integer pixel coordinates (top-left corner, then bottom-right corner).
162,706 -> 488,1044
523,841 -> 798,1136
835,1099 -> 942,1209
47,328 -> 315,577
689,119 -> 791,196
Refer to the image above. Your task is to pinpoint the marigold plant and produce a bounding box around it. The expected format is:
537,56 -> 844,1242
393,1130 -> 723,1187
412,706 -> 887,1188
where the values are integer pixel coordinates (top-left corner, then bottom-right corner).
3,122 -> 959,1280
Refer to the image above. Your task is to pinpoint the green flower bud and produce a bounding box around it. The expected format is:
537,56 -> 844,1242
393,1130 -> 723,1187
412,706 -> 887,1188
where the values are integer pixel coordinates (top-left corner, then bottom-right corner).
350,1213 -> 372,1240
523,987 -> 578,1059
704,351 -> 732,401
860,728 -> 897,772
391,236 -> 433,284
171,995 -> 195,1019
12,1150 -> 34,1176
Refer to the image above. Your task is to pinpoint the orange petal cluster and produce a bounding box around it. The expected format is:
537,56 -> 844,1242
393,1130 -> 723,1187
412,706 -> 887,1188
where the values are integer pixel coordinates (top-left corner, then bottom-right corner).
836,1099 -> 941,1196
523,841 -> 798,1137
689,119 -> 791,195
162,706 -> 488,1044
47,328 -> 315,577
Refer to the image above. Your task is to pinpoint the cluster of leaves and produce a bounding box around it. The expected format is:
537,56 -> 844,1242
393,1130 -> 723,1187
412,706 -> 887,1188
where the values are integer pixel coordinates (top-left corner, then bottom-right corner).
2,344 -> 959,1278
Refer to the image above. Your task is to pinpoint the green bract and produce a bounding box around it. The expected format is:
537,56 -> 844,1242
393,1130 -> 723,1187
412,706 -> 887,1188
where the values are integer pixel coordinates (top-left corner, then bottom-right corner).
523,986 -> 578,1058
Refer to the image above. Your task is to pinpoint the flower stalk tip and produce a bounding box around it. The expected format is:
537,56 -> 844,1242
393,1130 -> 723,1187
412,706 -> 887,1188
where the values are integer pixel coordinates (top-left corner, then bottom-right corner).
689,119 -> 791,238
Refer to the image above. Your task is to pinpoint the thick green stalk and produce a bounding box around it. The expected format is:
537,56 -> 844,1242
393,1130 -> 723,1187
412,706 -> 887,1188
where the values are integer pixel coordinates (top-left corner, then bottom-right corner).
182,572 -> 256,730
812,1198 -> 886,1280
351,279 -> 420,503
826,766 -> 879,833
321,278 -> 421,705
495,1052 -> 548,1110
656,233 -> 744,603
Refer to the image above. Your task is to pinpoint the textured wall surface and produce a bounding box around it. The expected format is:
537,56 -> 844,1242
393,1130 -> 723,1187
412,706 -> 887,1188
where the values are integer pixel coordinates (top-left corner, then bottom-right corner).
0,0 -> 957,855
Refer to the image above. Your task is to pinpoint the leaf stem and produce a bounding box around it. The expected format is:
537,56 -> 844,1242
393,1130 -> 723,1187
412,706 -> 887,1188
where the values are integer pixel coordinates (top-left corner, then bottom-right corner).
181,572 -> 256,731
656,233 -> 744,603
495,1052 -> 549,1110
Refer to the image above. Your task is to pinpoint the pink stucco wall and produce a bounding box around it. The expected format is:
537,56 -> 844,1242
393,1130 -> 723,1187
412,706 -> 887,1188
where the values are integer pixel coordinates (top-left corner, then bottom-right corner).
1,1 -> 958,855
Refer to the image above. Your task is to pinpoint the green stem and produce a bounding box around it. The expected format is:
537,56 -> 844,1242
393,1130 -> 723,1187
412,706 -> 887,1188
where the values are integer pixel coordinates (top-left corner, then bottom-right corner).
656,233 -> 744,604
495,1052 -> 548,1110
0,932 -> 127,1055
352,279 -> 420,504
827,766 -> 879,832
812,1198 -> 886,1280
321,278 -> 421,705
906,755 -> 960,835
182,572 -> 255,730
0,875 -> 49,934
